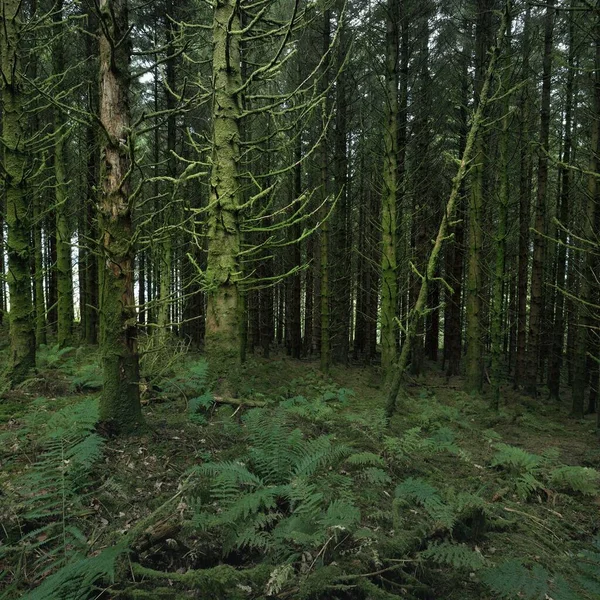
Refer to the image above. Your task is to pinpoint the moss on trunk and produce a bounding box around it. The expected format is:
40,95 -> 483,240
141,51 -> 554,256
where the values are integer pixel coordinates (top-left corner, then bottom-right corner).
204,0 -> 243,362
1,0 -> 36,385
98,0 -> 142,432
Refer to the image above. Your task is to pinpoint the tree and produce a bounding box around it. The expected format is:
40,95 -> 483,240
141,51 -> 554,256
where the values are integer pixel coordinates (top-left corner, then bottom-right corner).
97,0 -> 143,431
1,0 -> 36,386
380,0 -> 399,376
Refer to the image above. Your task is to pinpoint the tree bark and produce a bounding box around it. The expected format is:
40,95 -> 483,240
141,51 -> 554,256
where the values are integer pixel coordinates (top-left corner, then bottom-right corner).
98,0 -> 142,431
1,0 -> 36,385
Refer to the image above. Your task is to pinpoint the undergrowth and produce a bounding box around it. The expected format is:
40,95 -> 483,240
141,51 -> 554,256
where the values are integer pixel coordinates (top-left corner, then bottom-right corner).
1,353 -> 600,600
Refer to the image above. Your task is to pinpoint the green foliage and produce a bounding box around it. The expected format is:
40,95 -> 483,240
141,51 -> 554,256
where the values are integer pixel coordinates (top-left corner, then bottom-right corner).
70,363 -> 103,391
36,344 -> 76,370
420,541 -> 487,569
549,466 -> 600,496
161,358 -> 209,398
480,560 -> 581,600
1,398 -> 105,596
189,406 -> 373,562
384,425 -> 465,464
491,443 -> 543,474
189,392 -> 214,424
20,543 -> 126,600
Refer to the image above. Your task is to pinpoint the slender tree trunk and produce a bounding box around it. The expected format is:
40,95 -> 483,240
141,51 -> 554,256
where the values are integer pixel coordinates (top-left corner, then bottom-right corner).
465,0 -> 492,394
548,6 -> 576,401
98,0 -> 142,431
1,0 -> 36,384
319,9 -> 331,373
387,0 -> 510,418
380,0 -> 399,376
526,0 -> 555,395
514,6 -> 532,389
33,195 -> 46,347
572,11 -> 600,419
52,0 -> 73,348
444,30 -> 469,378
491,15 -> 512,409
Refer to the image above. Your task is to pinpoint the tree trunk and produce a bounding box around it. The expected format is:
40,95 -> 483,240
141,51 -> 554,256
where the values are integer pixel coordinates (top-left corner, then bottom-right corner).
205,0 -> 243,362
465,0 -> 493,394
548,4 -> 576,401
53,0 -> 74,348
490,15 -> 512,408
1,0 -> 36,385
387,0 -> 510,418
98,0 -> 142,431
380,0 -> 399,376
526,0 -> 555,396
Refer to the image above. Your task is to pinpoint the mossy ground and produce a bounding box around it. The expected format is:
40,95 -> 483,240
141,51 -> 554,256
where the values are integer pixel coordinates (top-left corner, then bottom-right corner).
1,335 -> 599,599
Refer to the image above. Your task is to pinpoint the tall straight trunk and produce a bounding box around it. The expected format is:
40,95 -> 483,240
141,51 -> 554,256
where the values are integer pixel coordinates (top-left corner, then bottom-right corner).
387,0 -> 511,417
319,9 -> 331,373
572,12 -> 600,419
526,0 -> 555,395
0,193 -> 5,327
0,188 -> 4,328
205,0 -> 243,361
491,16 -> 512,408
444,29 -> 469,378
157,0 -> 177,338
98,0 -> 142,431
548,6 -> 575,400
53,0 -> 73,348
331,2 -> 350,364
465,0 -> 492,394
33,195 -> 46,346
84,8 -> 99,344
1,0 -> 36,384
289,132 -> 303,359
515,5 -> 532,388
380,0 -> 399,375
304,237 -> 313,355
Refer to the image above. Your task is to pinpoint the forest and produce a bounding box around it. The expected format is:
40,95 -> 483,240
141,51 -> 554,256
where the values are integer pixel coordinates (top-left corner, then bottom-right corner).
1,0 -> 600,598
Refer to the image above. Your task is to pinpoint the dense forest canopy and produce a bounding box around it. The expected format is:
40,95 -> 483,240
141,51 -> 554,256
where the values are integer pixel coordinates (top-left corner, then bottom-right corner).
1,0 -> 600,598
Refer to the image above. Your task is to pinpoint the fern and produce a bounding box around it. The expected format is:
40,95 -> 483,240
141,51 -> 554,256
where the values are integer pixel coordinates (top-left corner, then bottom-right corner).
491,443 -> 543,474
21,542 -> 126,600
189,392 -> 214,424
549,466 -> 600,497
394,477 -> 455,529
420,541 -> 487,569
189,406 -> 377,561
4,398 -> 104,593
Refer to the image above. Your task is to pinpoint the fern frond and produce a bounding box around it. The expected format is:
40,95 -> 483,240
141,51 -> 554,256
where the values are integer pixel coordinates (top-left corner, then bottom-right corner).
420,541 -> 487,569
549,466 -> 600,497
491,443 -> 543,474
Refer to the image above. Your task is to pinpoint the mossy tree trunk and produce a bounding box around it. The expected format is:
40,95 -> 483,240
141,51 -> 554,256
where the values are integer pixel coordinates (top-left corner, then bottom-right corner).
83,8 -> 100,346
465,0 -> 493,395
490,15 -> 512,409
526,0 -> 555,396
514,5 -> 532,389
387,0 -> 510,419
548,3 -> 576,401
572,10 -> 600,419
1,0 -> 36,385
205,0 -> 243,363
53,0 -> 74,348
380,0 -> 399,376
98,0 -> 142,432
319,9 -> 331,374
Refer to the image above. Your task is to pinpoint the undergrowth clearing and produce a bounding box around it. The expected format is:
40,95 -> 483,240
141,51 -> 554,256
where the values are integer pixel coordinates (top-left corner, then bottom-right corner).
1,346 -> 600,600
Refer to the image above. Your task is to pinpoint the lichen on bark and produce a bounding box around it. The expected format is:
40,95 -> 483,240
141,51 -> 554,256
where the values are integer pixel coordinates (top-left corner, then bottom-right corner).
204,0 -> 244,363
1,0 -> 36,386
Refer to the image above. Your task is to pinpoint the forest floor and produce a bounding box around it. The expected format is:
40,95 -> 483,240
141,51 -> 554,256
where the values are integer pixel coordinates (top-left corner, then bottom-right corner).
1,338 -> 600,599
